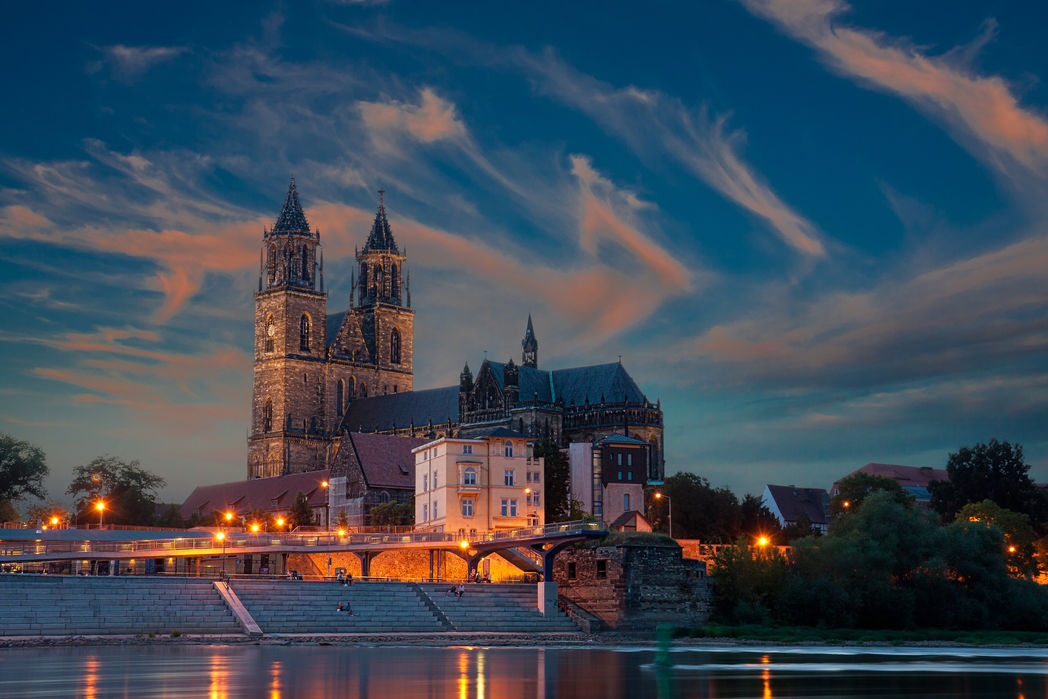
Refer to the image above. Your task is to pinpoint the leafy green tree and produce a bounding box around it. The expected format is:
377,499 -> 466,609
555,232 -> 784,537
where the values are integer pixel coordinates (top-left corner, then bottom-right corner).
534,438 -> 570,522
956,499 -> 1038,577
0,433 -> 48,502
929,440 -> 1047,526
740,493 -> 781,540
0,498 -> 18,523
649,472 -> 741,541
830,472 -> 912,517
155,504 -> 186,529
710,540 -> 789,624
67,456 -> 165,526
287,491 -> 314,530
370,501 -> 412,526
567,497 -> 595,521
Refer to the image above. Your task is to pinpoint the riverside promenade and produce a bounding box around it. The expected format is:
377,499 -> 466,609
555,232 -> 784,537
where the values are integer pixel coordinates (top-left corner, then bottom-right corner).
0,574 -> 583,639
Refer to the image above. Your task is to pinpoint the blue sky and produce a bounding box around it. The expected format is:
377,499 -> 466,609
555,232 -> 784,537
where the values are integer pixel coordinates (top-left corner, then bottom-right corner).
2,0 -> 1047,505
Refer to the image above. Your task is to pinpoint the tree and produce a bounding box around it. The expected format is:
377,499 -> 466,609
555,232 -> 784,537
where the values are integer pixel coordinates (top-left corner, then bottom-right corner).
0,499 -> 18,523
155,504 -> 186,529
740,493 -> 782,540
0,433 -> 48,502
649,472 -> 741,541
23,501 -> 70,527
929,440 -> 1047,526
337,509 -> 350,530
67,456 -> 165,526
534,438 -> 570,522
956,499 -> 1038,577
370,501 -> 412,526
288,491 -> 314,530
710,540 -> 789,624
830,472 -> 912,517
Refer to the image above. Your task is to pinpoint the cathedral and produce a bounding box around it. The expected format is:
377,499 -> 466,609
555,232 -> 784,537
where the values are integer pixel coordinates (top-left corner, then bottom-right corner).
248,180 -> 665,483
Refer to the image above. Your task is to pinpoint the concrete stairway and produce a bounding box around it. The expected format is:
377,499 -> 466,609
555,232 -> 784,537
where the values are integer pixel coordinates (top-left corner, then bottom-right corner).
229,579 -> 449,633
417,584 -> 579,632
0,575 -> 241,636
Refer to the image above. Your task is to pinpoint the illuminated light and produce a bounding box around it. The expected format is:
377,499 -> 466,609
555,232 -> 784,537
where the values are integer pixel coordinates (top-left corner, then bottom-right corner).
224,511 -> 234,521
1009,546 -> 1017,553
276,518 -> 285,527
459,540 -> 469,549
758,537 -> 769,547
654,492 -> 663,499
337,529 -> 346,536
95,501 -> 105,511
215,532 -> 225,541
50,516 -> 59,525
251,523 -> 260,532
41,525 -> 47,530
321,480 -> 329,488
843,500 -> 850,508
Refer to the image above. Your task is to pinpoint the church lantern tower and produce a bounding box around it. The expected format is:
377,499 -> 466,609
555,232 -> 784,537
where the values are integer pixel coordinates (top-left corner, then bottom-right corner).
248,178 -> 329,479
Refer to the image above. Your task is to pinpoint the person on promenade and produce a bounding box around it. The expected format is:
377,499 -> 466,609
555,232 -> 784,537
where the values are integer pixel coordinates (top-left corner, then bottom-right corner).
345,572 -> 353,586
336,570 -> 344,584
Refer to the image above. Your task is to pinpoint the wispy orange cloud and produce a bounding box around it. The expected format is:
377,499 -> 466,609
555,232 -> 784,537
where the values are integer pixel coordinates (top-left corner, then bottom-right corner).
742,0 -> 1048,181
359,88 -> 467,154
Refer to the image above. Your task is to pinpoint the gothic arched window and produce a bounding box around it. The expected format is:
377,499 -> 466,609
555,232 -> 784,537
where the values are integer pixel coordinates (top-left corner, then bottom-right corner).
301,246 -> 310,284
390,328 -> 401,365
263,398 -> 273,432
267,245 -> 276,285
349,376 -> 356,398
360,382 -> 367,398
264,314 -> 275,353
390,265 -> 398,300
336,379 -> 345,417
300,314 -> 311,352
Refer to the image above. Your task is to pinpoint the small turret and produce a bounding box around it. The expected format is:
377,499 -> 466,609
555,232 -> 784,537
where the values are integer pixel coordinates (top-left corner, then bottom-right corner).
522,314 -> 538,368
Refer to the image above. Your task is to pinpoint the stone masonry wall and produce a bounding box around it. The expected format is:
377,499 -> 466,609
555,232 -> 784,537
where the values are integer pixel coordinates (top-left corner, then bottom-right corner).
553,540 -> 710,631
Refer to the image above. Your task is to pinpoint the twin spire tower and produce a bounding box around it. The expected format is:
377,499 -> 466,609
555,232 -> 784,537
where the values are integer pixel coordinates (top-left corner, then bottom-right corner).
248,179 -> 414,479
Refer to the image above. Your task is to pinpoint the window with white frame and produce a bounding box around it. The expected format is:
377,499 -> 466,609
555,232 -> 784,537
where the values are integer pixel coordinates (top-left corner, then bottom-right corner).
461,498 -> 474,517
463,467 -> 477,485
500,499 -> 509,517
504,440 -> 513,457
463,444 -> 473,455
510,499 -> 517,516
504,469 -> 514,486
534,492 -> 540,506
423,504 -> 428,521
432,470 -> 438,489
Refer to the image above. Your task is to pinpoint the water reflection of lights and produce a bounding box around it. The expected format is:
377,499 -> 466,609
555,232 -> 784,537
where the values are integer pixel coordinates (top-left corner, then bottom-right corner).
270,659 -> 283,699
84,655 -> 100,699
761,654 -> 772,699
209,653 -> 230,699
477,650 -> 486,699
458,651 -> 469,699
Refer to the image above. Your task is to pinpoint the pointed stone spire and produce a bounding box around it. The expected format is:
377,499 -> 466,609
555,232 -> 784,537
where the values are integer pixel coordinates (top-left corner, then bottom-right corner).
363,189 -> 398,252
522,314 -> 538,368
272,177 -> 311,235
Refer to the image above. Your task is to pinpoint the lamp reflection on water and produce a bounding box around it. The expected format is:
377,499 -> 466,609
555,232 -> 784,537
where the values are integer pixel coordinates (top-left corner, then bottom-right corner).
83,654 -> 99,699
209,653 -> 230,699
270,659 -> 283,699
761,653 -> 773,699
457,650 -> 469,699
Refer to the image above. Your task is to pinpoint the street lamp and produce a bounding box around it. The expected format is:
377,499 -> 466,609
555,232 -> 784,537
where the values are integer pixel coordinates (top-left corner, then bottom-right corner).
215,531 -> 227,576
50,516 -> 59,527
276,517 -> 285,529
654,492 -> 672,539
321,480 -> 331,535
95,500 -> 105,530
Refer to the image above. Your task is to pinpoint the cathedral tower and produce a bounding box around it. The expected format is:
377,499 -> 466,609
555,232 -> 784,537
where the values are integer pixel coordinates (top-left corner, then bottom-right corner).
248,178 -> 330,478
522,314 -> 538,368
349,191 -> 414,395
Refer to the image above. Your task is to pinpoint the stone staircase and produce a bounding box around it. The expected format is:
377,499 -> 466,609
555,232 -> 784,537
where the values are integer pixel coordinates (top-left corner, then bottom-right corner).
416,583 -> 579,632
0,575 -> 241,636
229,579 -> 449,633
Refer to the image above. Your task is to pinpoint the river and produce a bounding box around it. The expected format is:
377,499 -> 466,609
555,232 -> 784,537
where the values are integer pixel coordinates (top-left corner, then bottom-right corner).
1,644 -> 1046,697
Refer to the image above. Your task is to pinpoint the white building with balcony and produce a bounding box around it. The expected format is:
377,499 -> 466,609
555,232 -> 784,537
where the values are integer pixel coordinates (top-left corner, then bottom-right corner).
413,427 -> 545,536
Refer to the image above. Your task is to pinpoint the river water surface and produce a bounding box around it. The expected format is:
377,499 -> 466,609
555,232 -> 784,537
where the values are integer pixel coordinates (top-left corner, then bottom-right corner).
1,644 -> 1046,698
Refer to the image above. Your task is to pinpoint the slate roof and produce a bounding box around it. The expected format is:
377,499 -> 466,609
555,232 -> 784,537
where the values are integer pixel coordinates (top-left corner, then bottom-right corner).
363,201 -> 398,252
764,485 -> 830,526
608,510 -> 652,530
471,427 -> 529,439
271,178 -> 311,234
339,432 -> 427,489
179,470 -> 329,521
831,463 -> 948,496
485,360 -> 648,406
341,386 -> 460,433
596,434 -> 649,446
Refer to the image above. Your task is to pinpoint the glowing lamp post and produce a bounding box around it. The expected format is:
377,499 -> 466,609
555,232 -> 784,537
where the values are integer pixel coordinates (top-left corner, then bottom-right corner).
215,531 -> 227,576
321,480 -> 331,535
276,517 -> 285,529
250,523 -> 260,533
654,492 -> 672,539
95,500 -> 105,530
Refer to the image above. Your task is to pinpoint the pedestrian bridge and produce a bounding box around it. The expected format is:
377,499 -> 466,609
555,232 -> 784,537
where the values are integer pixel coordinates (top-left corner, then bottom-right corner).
0,520 -> 608,578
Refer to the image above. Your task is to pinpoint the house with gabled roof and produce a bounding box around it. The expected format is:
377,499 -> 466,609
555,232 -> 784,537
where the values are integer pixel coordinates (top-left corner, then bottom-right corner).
762,484 -> 831,534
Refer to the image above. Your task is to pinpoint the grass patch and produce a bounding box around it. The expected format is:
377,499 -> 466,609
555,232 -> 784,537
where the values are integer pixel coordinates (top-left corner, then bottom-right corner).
680,624 -> 1048,645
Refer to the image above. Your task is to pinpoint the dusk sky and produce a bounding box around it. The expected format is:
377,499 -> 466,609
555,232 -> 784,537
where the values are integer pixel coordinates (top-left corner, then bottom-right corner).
2,1 -> 1047,506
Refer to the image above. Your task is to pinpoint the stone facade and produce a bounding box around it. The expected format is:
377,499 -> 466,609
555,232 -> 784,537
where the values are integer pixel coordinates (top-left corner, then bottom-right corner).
248,182 -> 414,478
553,538 -> 710,631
